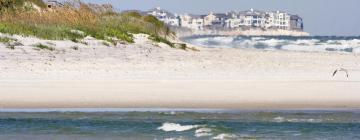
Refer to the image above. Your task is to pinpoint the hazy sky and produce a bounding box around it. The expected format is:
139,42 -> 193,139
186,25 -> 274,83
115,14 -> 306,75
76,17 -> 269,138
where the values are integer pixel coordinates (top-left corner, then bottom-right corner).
83,0 -> 360,36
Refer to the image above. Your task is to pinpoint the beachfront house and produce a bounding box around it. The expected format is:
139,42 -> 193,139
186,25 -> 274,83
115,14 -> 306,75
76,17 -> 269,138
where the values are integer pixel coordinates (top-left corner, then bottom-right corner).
179,14 -> 204,30
265,11 -> 291,30
225,9 -> 266,29
203,12 -> 217,26
203,12 -> 229,28
225,18 -> 243,28
147,7 -> 180,26
244,9 -> 267,28
147,7 -> 303,31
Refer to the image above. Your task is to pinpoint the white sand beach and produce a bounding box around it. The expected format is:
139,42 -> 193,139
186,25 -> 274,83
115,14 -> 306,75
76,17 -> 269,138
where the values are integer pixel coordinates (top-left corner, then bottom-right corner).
1,34 -> 360,109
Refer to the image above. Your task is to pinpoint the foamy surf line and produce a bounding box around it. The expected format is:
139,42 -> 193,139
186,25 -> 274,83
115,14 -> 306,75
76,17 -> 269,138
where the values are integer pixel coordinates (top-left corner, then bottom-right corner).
183,35 -> 360,53
0,108 -> 359,113
157,122 -> 227,139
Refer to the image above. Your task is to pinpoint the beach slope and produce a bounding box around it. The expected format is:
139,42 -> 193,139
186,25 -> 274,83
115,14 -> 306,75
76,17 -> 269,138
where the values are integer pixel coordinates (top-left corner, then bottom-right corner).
1,34 -> 360,109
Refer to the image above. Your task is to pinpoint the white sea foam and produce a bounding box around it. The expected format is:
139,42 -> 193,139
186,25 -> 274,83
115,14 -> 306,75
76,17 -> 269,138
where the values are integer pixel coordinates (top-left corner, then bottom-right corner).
212,133 -> 237,140
195,127 -> 213,137
158,123 -> 200,132
164,137 -> 187,140
187,36 -> 360,53
273,116 -> 286,122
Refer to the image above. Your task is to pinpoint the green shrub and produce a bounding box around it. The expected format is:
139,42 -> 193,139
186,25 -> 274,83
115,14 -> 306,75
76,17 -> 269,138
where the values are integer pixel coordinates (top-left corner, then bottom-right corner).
149,35 -> 174,48
0,36 -> 15,43
6,45 -> 15,49
0,36 -> 20,49
70,38 -> 78,43
180,43 -> 187,50
102,41 -> 110,46
34,43 -> 54,51
104,28 -> 134,43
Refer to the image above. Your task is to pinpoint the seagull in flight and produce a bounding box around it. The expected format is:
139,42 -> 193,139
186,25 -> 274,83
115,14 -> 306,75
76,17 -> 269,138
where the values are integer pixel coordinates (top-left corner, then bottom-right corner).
332,68 -> 349,78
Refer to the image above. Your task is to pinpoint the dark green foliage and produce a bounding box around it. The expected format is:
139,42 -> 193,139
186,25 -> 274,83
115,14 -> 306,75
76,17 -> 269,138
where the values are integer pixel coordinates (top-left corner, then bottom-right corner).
34,43 -> 54,51
149,35 -> 174,48
0,36 -> 21,49
103,28 -> 134,43
180,43 -> 187,50
6,45 -> 15,49
0,36 -> 15,43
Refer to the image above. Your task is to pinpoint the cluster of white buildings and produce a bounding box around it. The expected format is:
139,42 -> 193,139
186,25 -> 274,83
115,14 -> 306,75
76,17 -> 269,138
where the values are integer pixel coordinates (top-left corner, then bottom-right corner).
146,7 -> 304,31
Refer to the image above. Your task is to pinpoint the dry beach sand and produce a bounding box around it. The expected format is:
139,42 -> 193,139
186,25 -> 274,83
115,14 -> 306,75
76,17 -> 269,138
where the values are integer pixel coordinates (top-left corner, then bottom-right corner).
1,34 -> 360,109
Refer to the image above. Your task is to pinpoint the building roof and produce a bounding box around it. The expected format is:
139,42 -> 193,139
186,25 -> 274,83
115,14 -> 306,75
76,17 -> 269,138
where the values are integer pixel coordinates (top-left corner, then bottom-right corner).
190,14 -> 204,19
214,13 -> 230,19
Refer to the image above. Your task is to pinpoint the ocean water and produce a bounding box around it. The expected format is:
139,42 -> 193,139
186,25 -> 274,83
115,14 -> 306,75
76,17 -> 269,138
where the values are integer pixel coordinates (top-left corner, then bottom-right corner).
183,35 -> 360,54
1,109 -> 360,140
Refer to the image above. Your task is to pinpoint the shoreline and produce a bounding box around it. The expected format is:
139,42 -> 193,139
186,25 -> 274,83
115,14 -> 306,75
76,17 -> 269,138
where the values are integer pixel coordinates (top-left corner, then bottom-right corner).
0,107 -> 360,112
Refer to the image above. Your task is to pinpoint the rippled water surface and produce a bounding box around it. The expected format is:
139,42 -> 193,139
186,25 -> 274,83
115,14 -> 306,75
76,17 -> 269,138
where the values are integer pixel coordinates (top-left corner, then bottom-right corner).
0,109 -> 360,139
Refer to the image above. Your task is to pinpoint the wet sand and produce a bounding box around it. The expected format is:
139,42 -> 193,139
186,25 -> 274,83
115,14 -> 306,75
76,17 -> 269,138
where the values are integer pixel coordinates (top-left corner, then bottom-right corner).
1,80 -> 360,109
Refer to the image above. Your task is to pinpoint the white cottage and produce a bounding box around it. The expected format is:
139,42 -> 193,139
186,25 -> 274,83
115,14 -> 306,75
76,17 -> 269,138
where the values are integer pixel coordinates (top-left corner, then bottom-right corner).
265,11 -> 291,30
179,14 -> 204,30
146,7 -> 304,31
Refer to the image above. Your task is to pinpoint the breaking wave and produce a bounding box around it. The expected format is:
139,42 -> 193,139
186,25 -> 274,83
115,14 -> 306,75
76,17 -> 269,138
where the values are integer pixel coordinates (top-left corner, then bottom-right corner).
157,122 -> 200,132
195,127 -> 213,137
157,122 -> 240,139
183,35 -> 360,53
212,133 -> 238,140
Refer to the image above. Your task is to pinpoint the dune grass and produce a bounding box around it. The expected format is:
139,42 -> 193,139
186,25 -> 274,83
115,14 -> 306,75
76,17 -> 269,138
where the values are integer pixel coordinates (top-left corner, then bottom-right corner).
149,34 -> 174,48
0,36 -> 15,43
34,43 -> 54,51
0,0 -> 175,45
0,36 -> 22,49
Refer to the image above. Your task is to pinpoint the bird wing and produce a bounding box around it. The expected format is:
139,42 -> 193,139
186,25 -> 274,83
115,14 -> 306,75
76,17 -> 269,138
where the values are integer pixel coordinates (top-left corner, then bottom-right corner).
332,70 -> 338,77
